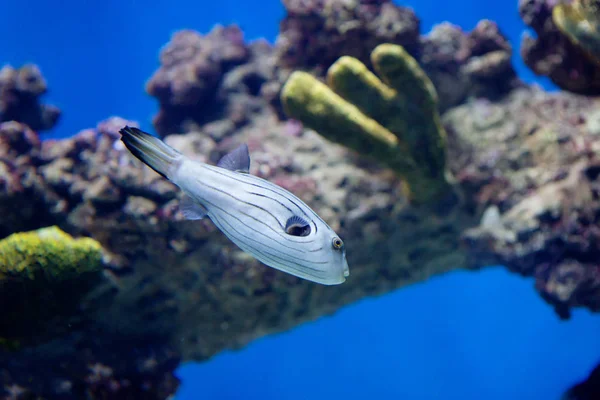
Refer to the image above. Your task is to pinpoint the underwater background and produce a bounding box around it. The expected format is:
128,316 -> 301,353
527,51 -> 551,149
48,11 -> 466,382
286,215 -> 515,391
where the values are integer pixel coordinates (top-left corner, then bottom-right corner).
2,0 -> 600,399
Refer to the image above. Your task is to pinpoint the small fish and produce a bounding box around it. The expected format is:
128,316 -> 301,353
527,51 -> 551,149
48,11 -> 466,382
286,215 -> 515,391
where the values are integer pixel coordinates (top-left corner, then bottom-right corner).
119,126 -> 350,285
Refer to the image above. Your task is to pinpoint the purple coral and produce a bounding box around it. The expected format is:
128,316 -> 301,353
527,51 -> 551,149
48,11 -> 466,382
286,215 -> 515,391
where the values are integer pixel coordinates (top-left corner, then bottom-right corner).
146,26 -> 275,138
0,64 -> 61,132
519,0 -> 600,94
275,0 -> 420,73
146,26 -> 251,136
420,20 -> 520,110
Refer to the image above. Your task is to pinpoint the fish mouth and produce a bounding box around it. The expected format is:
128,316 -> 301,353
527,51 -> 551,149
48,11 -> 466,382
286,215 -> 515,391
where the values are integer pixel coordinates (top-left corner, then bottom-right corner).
342,258 -> 350,278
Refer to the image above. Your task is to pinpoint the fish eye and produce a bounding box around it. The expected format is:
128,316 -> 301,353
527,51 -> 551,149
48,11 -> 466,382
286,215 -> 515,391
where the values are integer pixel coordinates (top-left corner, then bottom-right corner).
332,237 -> 344,250
285,215 -> 311,237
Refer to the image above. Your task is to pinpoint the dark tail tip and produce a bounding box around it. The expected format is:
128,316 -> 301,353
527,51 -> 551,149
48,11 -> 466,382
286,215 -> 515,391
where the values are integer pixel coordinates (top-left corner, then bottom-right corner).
117,125 -> 177,180
119,125 -> 146,139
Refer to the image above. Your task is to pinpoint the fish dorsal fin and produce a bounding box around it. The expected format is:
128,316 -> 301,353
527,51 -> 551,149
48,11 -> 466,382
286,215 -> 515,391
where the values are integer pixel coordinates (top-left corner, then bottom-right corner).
180,194 -> 208,220
217,143 -> 250,173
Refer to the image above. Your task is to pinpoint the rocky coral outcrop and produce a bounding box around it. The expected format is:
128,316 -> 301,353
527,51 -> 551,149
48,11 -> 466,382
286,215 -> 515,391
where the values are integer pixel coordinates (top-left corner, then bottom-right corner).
0,64 -> 61,132
449,88 -> 600,318
146,25 -> 275,137
275,0 -> 420,74
519,0 -> 600,94
146,3 -> 520,135
420,19 -> 521,110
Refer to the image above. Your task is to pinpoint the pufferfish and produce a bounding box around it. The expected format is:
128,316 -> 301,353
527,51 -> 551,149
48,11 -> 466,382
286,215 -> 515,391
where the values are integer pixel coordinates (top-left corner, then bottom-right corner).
119,126 -> 350,285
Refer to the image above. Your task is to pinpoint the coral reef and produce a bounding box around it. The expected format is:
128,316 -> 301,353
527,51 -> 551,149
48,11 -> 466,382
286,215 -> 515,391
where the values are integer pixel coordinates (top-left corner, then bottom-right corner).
519,0 -> 600,94
3,74 -> 600,399
419,19 -> 521,110
281,44 -> 451,204
146,2 -> 520,133
146,25 -> 274,137
275,0 -> 420,74
451,87 -> 600,319
0,81 -> 473,399
0,64 -> 61,131
273,0 -> 519,111
3,2 -> 600,399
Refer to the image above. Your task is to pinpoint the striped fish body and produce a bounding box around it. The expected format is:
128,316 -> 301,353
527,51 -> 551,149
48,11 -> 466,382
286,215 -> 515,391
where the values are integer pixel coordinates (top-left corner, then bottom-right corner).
119,126 -> 350,285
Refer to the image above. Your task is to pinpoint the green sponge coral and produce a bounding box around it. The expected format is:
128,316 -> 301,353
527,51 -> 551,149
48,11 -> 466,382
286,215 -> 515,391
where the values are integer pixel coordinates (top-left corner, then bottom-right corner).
0,226 -> 103,281
280,44 -> 450,205
553,0 -> 600,64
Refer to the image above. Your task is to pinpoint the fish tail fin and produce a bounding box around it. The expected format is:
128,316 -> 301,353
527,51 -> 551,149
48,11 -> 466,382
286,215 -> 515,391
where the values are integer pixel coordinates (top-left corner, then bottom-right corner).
119,126 -> 182,179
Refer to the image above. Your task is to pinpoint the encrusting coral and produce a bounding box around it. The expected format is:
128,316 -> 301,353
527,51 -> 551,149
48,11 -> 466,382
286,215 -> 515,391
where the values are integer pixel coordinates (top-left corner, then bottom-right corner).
0,226 -> 103,281
0,226 -> 104,346
280,43 -> 451,205
552,0 -> 600,64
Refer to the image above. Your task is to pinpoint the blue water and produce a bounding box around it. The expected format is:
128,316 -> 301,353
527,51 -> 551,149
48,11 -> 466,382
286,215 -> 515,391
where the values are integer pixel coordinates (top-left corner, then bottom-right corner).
2,0 -> 556,140
176,268 -> 600,400
2,1 -> 597,399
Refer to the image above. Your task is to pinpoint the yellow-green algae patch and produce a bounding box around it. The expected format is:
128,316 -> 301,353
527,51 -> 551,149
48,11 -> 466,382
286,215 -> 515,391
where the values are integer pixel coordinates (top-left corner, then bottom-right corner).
0,226 -> 103,281
281,44 -> 451,205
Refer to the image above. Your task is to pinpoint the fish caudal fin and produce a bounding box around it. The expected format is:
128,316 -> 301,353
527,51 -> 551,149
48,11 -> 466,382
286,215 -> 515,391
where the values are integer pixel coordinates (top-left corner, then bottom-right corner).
119,126 -> 182,179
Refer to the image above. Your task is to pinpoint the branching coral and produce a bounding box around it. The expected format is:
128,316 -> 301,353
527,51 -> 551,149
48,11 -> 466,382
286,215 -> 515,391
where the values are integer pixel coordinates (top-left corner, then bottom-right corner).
280,43 -> 451,204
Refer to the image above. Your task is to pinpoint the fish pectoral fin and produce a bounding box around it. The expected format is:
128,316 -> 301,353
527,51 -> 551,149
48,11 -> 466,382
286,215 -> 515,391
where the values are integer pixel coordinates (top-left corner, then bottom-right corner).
217,143 -> 250,173
180,194 -> 208,220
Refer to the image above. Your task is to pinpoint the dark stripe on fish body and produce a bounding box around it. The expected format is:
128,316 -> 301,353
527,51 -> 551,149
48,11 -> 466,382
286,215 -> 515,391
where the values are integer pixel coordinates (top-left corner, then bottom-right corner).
210,212 -> 328,279
196,178 -> 286,231
246,191 -> 294,216
194,180 -> 316,247
201,165 -> 319,231
199,194 -> 329,265
194,176 -> 317,245
207,202 -> 329,274
226,169 -> 329,231
247,191 -> 318,235
230,170 -> 326,234
210,213 -> 302,276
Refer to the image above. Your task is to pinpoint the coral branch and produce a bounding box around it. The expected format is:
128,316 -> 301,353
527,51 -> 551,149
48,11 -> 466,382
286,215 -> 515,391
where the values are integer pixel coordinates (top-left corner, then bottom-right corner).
281,44 -> 451,204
